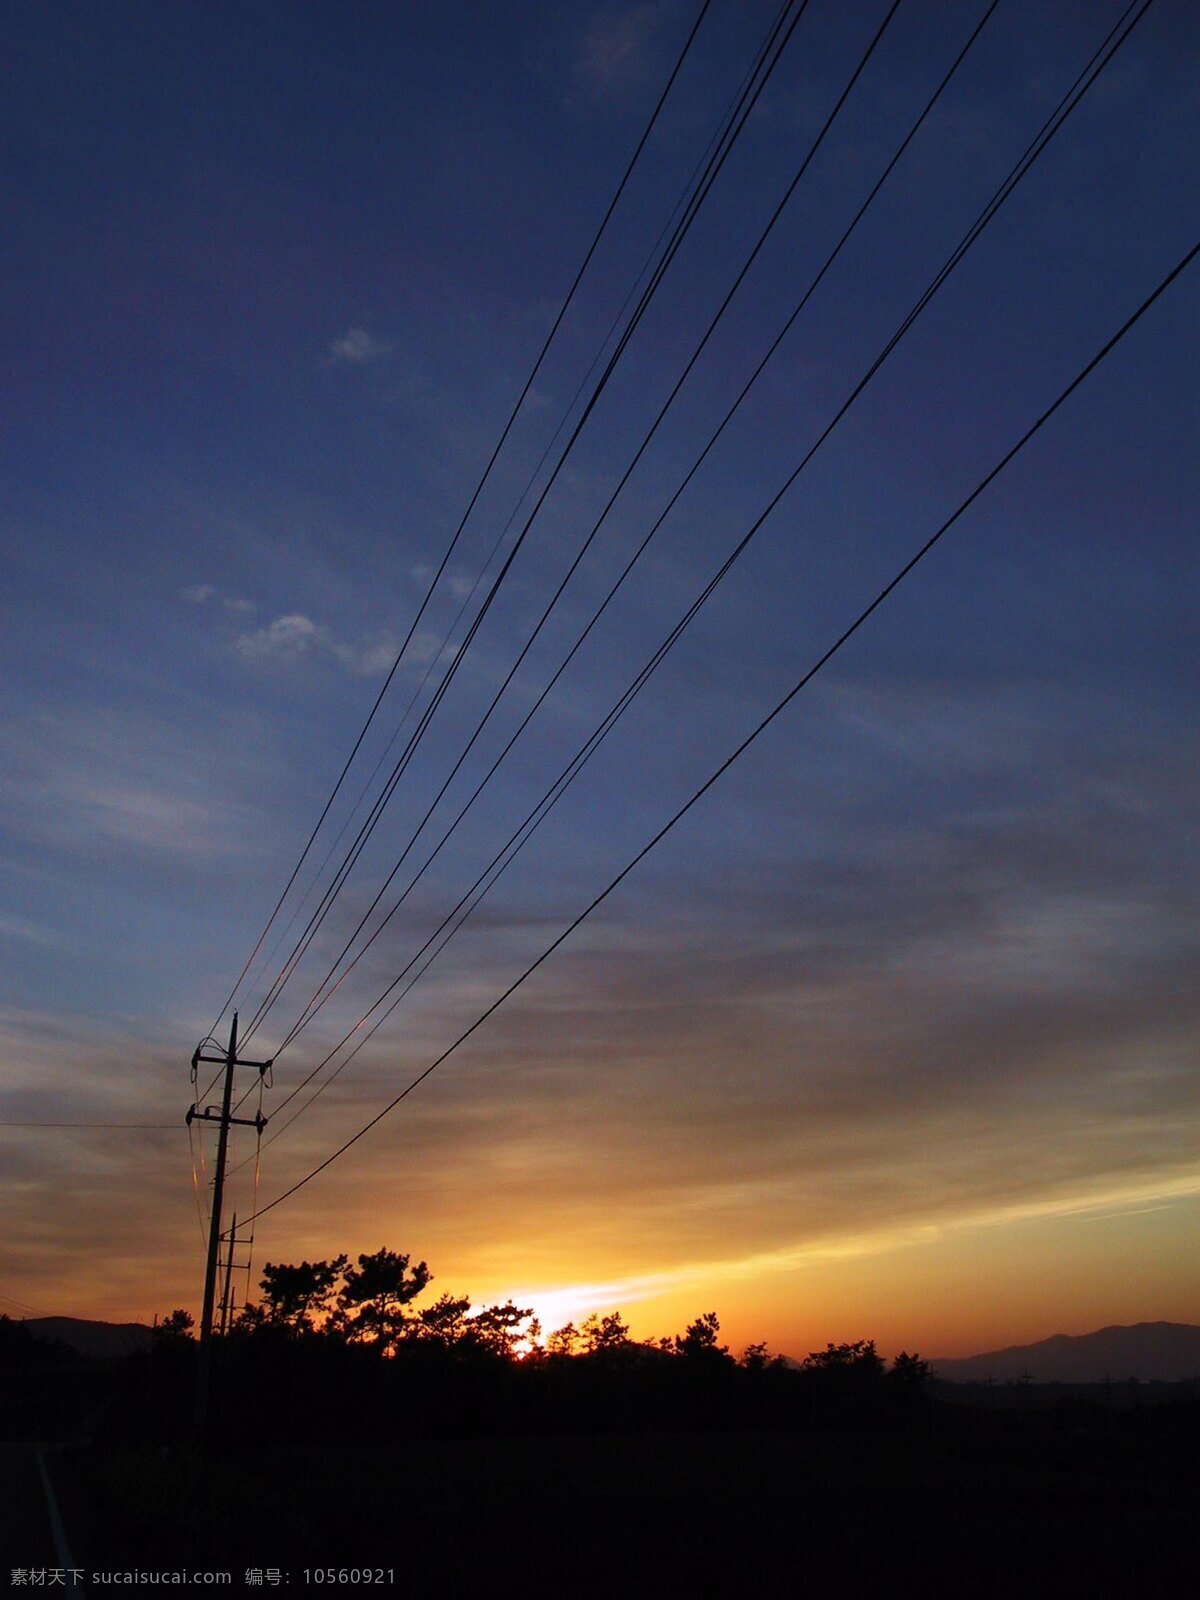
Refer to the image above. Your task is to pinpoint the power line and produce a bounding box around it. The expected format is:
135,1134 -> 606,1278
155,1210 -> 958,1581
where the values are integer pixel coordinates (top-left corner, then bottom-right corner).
0,1121 -> 180,1129
0,1290 -> 51,1318
272,0 -> 1024,1068
255,0 -> 893,1053
238,0 -> 807,1048
208,0 -> 717,1038
230,0 -> 1125,1164
263,0 -> 1138,1081
234,0 -> 805,1017
242,0 -> 999,1134
237,0 -> 812,1048
278,0 -> 905,1058
240,233 -> 1198,1229
188,1120 -> 209,1248
229,0 -> 1160,1180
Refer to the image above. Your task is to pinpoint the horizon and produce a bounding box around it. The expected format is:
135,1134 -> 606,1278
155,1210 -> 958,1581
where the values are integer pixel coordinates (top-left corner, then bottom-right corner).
2,1 -> 1197,1363
11,1304 -> 1200,1375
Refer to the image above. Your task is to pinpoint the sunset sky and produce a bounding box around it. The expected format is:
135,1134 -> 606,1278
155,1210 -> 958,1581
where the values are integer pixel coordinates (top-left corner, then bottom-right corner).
2,0 -> 1197,1361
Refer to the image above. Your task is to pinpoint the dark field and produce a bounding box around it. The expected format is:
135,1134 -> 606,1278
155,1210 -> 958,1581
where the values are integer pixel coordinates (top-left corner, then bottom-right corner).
6,1322 -> 1198,1597
45,1413 -> 1198,1597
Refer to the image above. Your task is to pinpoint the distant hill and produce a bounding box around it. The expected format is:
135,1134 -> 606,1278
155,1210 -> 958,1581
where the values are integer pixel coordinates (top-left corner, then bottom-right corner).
25,1316 -> 151,1358
931,1322 -> 1200,1384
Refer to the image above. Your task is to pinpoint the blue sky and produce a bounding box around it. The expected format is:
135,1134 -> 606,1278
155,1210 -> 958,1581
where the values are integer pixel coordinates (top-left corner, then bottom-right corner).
2,0 -> 1197,1353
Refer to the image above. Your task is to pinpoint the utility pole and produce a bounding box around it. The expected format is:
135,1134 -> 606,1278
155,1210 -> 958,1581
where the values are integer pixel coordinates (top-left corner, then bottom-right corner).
187,1012 -> 271,1433
218,1211 -> 239,1339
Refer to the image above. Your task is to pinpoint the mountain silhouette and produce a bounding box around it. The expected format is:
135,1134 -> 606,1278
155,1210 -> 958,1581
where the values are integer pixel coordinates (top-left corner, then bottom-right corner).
931,1322 -> 1200,1384
25,1316 -> 151,1358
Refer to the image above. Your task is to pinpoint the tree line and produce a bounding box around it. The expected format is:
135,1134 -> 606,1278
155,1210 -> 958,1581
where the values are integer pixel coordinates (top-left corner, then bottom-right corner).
156,1245 -> 929,1387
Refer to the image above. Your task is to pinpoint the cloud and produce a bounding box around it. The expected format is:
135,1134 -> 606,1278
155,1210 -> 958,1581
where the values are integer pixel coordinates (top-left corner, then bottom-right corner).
332,637 -> 400,677
0,1009 -> 210,1320
576,2 -> 665,89
182,584 -> 254,613
234,612 -> 329,664
503,1167 -> 1200,1333
327,327 -> 392,365
234,612 -> 400,678
0,913 -> 61,950
236,671 -> 1196,1319
4,670 -> 1193,1335
0,707 -> 265,861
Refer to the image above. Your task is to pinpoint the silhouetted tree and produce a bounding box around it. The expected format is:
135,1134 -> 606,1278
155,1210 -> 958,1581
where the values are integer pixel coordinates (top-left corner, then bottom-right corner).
225,1241 -> 930,1444
259,1255 -> 348,1334
740,1340 -> 784,1372
336,1248 -> 431,1352
582,1311 -> 630,1354
459,1300 -> 534,1359
547,1322 -> 581,1357
136,1227 -> 947,1450
154,1308 -> 195,1341
803,1339 -> 885,1377
229,1301 -> 267,1337
411,1293 -> 472,1347
675,1311 -> 731,1363
890,1350 -> 931,1391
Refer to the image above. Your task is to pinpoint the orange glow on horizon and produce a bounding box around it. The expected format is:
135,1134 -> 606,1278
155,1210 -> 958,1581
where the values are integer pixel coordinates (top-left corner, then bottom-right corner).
15,1143 -> 1199,1364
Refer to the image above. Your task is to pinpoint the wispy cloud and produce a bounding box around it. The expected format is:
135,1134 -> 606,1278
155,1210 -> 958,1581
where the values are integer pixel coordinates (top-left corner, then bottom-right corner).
233,673 -> 1197,1336
333,637 -> 401,677
0,913 -> 62,950
233,611 -> 400,678
182,583 -> 254,612
327,326 -> 392,365
575,2 -> 670,94
0,707 -> 265,861
503,1169 -> 1200,1333
234,612 -> 328,664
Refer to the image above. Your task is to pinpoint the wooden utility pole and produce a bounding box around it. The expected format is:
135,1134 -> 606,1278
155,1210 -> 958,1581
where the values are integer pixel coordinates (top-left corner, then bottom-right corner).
187,1012 -> 271,1432
218,1211 -> 239,1338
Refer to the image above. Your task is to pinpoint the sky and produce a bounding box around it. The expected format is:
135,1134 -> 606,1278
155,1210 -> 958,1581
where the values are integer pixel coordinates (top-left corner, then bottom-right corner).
2,0 -> 1197,1360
